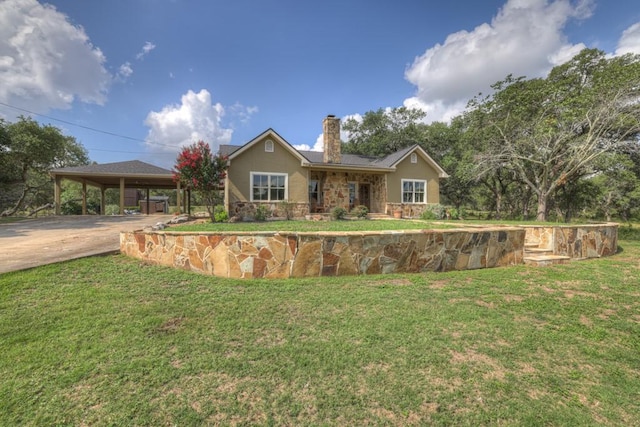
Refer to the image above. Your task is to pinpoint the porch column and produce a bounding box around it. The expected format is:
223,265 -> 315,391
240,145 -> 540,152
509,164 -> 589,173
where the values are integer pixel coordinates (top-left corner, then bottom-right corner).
146,188 -> 150,215
176,181 -> 181,214
54,175 -> 62,215
81,179 -> 87,215
119,177 -> 125,215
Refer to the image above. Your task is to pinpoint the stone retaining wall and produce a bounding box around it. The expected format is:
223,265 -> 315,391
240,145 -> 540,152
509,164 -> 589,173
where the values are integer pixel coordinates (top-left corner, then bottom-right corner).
120,227 -> 526,279
522,223 -> 618,259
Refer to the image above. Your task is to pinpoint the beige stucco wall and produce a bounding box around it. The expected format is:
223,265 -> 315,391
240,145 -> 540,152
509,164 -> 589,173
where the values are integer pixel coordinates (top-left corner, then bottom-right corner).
387,152 -> 440,204
226,136 -> 308,208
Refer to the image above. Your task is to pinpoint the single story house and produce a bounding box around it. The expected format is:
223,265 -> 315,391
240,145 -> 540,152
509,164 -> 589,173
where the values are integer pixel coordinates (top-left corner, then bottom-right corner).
219,115 -> 448,219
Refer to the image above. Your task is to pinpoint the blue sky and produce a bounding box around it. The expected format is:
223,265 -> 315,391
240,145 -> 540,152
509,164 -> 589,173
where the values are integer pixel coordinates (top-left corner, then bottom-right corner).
1,0 -> 639,168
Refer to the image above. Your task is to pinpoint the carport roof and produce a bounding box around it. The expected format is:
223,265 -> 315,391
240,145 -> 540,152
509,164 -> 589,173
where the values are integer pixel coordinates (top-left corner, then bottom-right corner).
50,160 -> 176,189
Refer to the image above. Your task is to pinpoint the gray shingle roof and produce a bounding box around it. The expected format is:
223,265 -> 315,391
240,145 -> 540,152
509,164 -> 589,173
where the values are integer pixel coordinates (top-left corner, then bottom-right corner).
219,145 -> 241,157
374,145 -> 416,168
220,144 -> 397,169
51,160 -> 173,176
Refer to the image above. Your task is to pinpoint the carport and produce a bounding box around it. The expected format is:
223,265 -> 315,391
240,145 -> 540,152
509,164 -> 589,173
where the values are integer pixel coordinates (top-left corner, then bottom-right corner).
50,160 -> 185,215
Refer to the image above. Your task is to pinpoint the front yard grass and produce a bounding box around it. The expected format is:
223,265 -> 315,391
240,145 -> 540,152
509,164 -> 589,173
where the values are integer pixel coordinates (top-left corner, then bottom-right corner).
1,241 -> 639,425
172,219 -> 460,233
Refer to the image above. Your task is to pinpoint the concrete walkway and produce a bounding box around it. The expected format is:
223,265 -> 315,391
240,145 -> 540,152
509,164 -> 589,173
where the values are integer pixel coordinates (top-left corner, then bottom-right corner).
0,215 -> 173,274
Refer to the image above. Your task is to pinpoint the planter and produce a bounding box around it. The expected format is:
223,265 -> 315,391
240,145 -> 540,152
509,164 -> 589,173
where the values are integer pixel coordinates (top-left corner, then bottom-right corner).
393,209 -> 402,219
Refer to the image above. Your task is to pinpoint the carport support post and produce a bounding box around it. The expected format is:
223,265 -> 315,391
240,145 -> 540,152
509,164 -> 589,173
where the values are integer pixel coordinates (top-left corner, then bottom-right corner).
146,188 -> 150,216
119,177 -> 125,215
100,188 -> 105,215
54,175 -> 62,215
176,181 -> 181,214
82,180 -> 87,215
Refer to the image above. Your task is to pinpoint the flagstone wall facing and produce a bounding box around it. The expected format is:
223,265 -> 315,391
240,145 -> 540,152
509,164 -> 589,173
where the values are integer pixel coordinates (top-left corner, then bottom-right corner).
121,227 -> 529,279
121,223 -> 617,279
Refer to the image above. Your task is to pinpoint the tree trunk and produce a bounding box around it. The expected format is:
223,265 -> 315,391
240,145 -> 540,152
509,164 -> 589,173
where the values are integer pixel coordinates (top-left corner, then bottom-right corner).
536,193 -> 548,221
28,203 -> 54,217
0,184 -> 29,217
495,192 -> 502,220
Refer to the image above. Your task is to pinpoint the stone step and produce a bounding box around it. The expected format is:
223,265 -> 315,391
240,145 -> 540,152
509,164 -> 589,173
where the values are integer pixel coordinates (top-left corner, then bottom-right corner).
525,247 -> 554,255
524,254 -> 571,267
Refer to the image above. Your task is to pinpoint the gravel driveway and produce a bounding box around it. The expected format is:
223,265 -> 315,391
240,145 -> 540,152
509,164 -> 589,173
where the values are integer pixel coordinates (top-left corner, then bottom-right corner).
0,215 -> 172,274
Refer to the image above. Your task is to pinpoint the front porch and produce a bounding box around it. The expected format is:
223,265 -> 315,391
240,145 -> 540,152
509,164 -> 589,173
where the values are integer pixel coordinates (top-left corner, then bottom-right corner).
309,171 -> 385,214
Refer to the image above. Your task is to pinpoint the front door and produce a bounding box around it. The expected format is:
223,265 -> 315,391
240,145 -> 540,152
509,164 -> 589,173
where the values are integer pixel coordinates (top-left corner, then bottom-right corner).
358,183 -> 371,211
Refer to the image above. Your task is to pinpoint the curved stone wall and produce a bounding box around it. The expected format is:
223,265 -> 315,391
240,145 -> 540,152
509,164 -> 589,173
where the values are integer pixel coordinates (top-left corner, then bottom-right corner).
121,227 -> 527,279
522,223 -> 618,259
120,223 -> 618,279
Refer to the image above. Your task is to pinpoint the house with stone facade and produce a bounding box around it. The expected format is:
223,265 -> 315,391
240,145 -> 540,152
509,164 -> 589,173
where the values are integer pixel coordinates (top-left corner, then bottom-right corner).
220,115 -> 448,219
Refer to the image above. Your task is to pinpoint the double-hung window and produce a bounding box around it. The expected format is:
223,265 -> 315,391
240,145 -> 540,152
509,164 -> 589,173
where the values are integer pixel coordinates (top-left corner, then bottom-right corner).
251,172 -> 287,201
402,179 -> 426,203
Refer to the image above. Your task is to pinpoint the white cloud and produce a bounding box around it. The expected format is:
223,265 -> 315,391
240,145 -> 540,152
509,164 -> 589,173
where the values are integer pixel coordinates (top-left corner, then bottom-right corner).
404,0 -> 594,122
144,89 -> 233,154
616,22 -> 640,56
229,102 -> 259,125
117,62 -> 133,79
136,41 -> 156,60
0,0 -> 110,112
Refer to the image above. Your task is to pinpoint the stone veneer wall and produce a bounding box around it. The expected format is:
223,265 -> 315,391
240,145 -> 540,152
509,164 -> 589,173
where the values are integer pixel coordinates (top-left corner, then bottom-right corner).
121,227 -> 526,279
386,203 -> 430,218
230,201 -> 309,220
522,223 -> 618,259
318,172 -> 385,213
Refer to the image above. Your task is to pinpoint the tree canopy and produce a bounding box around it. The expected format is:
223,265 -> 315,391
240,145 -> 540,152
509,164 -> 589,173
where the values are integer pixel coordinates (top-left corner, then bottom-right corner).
342,107 -> 427,157
1,117 -> 89,216
468,49 -> 640,220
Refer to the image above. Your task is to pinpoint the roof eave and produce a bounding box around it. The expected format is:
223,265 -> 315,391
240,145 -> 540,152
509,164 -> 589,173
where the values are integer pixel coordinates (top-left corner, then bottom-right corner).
50,171 -> 173,179
307,163 -> 394,173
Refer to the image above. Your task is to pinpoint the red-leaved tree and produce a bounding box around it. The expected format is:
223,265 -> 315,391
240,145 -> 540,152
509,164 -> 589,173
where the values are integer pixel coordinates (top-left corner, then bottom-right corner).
173,141 -> 228,222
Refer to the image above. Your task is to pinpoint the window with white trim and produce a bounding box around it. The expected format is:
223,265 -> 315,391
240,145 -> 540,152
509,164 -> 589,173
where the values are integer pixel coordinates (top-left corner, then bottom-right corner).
251,172 -> 287,201
402,179 -> 426,203
265,139 -> 274,152
410,153 -> 417,163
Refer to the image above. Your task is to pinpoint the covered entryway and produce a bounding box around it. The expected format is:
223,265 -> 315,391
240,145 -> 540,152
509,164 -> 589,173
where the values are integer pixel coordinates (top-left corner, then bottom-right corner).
50,160 -> 184,215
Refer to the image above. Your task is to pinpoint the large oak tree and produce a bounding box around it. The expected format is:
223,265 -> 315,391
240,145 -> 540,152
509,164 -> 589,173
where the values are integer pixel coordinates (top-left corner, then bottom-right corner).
468,49 -> 640,221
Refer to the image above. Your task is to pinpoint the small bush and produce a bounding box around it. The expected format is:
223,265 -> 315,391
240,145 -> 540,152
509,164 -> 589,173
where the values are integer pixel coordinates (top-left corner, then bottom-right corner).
331,207 -> 348,220
61,200 -> 82,215
105,204 -> 120,215
351,205 -> 369,219
421,204 -> 446,220
254,205 -> 270,222
213,205 -> 228,222
279,200 -> 295,220
618,224 -> 640,241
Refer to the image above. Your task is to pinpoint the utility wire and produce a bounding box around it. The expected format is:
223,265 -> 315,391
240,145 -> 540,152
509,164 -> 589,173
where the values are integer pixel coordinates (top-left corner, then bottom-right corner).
0,101 -> 180,152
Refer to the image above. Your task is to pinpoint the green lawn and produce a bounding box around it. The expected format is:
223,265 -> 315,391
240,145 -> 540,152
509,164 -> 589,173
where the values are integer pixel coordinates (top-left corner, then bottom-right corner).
1,242 -> 639,425
172,219 -> 460,233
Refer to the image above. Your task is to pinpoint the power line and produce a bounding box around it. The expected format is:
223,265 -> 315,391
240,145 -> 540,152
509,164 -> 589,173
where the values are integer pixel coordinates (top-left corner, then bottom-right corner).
0,101 -> 179,150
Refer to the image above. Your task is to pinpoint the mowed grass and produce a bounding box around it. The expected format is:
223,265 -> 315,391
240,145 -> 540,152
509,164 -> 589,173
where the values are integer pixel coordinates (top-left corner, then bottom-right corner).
171,219 -> 458,233
1,243 -> 639,425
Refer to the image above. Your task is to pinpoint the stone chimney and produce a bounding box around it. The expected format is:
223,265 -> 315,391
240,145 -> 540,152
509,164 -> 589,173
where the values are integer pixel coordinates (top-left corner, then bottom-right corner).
323,115 -> 341,164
